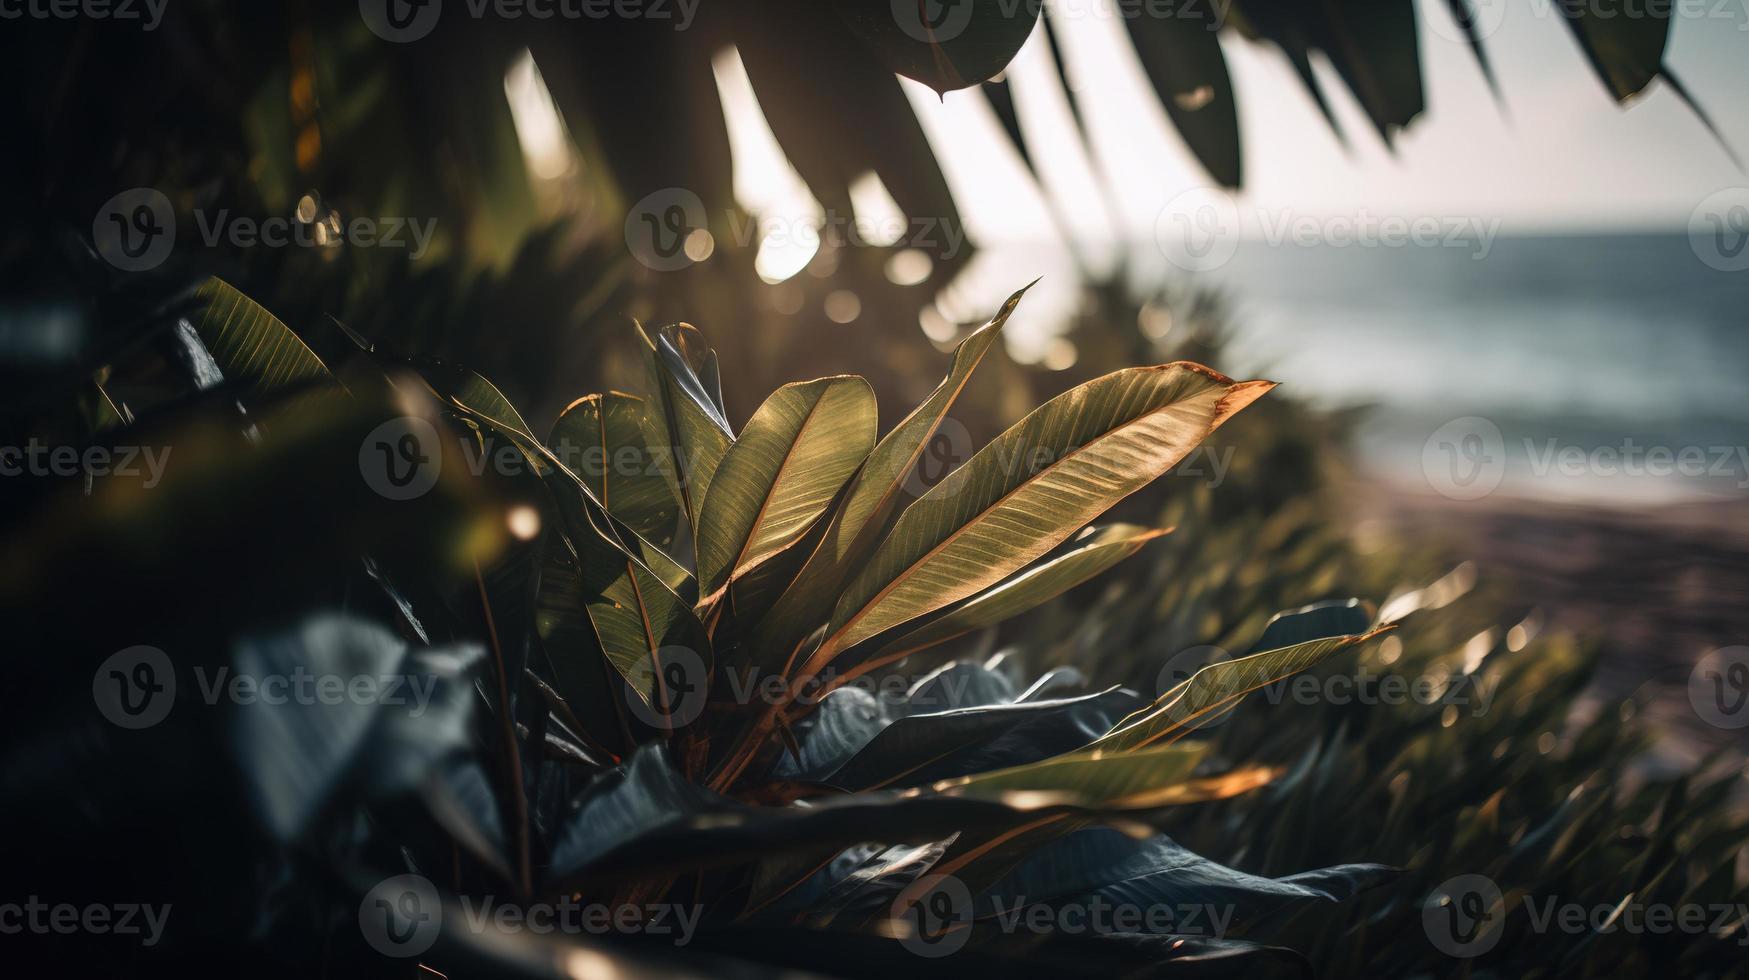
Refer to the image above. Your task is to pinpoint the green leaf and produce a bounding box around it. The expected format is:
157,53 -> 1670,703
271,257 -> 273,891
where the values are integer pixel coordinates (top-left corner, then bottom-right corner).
552,481 -> 709,719
858,524 -> 1170,671
696,376 -> 877,602
813,363 -> 1274,663
1089,613 -> 1393,754
187,277 -> 331,390
447,400 -> 705,712
549,392 -> 685,550
447,368 -> 535,440
931,742 -> 1212,807
753,285 -> 1027,668
639,322 -> 733,527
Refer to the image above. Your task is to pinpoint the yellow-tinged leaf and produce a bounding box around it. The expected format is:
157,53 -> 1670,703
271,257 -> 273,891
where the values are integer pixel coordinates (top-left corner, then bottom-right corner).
695,376 -> 876,600
815,363 -> 1274,664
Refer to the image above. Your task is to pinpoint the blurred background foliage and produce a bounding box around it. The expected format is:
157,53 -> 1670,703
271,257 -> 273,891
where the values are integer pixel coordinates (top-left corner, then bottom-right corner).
3,1 -> 1746,976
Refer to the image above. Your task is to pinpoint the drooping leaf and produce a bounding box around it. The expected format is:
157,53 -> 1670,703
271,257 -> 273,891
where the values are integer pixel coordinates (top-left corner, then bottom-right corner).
1556,0 -> 1669,100
1124,3 -> 1241,187
548,391 -> 685,549
736,0 -> 962,248
813,364 -> 1274,663
1228,0 -> 1424,144
834,0 -> 1044,94
754,285 -> 1027,669
696,376 -> 877,602
1444,0 -> 1501,97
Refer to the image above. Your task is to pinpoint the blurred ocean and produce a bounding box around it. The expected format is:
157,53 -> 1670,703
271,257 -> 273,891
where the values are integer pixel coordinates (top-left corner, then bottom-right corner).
1193,233 -> 1749,504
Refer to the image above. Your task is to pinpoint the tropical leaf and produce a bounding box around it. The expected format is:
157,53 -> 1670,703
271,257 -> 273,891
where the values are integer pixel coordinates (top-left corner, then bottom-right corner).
1227,0 -> 1424,144
1557,0 -> 1669,100
447,367 -> 535,439
1124,3 -> 1241,187
930,742 -> 1214,806
695,376 -> 877,602
639,322 -> 733,526
855,524 -> 1171,673
548,391 -> 685,549
812,364 -> 1274,663
833,0 -> 1044,94
1089,607 -> 1393,754
186,277 -> 331,391
547,476 -> 709,718
770,686 -> 890,782
825,686 -> 1145,792
753,284 -> 1028,670
230,614 -> 483,842
978,828 -> 1398,931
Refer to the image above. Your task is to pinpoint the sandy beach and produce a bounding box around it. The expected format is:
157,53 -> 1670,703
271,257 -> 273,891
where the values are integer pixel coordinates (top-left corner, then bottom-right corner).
1355,483 -> 1749,769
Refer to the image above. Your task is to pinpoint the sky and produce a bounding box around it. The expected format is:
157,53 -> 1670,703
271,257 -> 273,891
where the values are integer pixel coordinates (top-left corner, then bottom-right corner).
903,0 -> 1749,249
